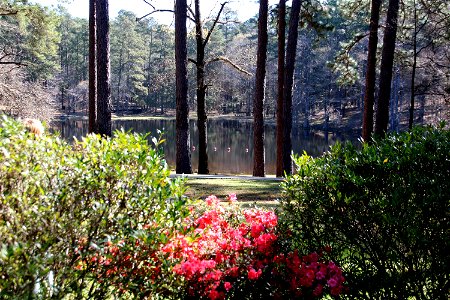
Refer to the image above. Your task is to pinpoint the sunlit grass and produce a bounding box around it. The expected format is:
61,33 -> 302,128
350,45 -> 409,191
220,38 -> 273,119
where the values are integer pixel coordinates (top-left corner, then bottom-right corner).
185,178 -> 283,205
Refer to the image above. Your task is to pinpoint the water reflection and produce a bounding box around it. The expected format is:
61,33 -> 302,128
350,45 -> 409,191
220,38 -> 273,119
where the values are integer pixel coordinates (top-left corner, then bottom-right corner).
54,118 -> 358,175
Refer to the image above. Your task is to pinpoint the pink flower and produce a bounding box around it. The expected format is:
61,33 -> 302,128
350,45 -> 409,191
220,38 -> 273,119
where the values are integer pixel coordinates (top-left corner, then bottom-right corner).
224,281 -> 232,291
299,268 -> 315,287
313,284 -> 323,297
315,269 -> 326,280
327,277 -> 338,288
304,252 -> 319,263
255,233 -> 277,253
248,268 -> 262,280
215,252 -> 226,264
251,224 -> 264,238
330,285 -> 343,296
227,193 -> 237,202
228,266 -> 239,278
208,289 -> 222,300
205,195 -> 219,206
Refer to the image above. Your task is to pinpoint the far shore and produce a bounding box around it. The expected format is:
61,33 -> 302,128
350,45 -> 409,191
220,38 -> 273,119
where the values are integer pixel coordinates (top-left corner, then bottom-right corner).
56,109 -> 364,134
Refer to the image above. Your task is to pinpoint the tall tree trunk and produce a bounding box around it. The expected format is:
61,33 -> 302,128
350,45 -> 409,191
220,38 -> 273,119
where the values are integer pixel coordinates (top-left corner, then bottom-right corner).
96,0 -> 112,136
175,0 -> 192,174
362,0 -> 382,142
374,0 -> 400,137
253,0 -> 269,177
409,2 -> 417,130
147,29 -> 153,107
75,35 -> 80,84
282,0 -> 302,176
195,0 -> 209,174
116,44 -> 124,115
191,1 -> 226,174
276,0 -> 286,177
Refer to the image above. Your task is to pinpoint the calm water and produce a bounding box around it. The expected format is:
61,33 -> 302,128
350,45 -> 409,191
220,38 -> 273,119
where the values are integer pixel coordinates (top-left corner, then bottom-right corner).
54,118 -> 358,175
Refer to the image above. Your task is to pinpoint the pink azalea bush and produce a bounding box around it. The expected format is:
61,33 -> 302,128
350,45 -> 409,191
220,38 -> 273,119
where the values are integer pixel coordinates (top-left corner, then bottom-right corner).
83,194 -> 346,299
164,194 -> 346,299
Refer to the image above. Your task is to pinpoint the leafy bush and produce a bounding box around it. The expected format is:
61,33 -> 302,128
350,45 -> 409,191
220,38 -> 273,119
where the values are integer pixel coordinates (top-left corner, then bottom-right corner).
0,115 -> 189,299
279,126 -> 449,299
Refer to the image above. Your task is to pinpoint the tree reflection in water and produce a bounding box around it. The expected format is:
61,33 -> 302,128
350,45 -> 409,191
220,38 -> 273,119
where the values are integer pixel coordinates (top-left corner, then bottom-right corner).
53,118 -> 358,175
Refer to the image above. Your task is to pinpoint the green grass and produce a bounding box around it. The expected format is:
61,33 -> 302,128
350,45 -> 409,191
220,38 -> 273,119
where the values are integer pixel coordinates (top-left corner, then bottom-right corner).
185,178 -> 283,209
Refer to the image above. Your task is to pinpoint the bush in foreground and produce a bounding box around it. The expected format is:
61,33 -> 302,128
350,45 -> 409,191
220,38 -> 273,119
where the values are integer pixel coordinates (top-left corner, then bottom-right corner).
280,125 -> 449,299
0,116 -> 189,298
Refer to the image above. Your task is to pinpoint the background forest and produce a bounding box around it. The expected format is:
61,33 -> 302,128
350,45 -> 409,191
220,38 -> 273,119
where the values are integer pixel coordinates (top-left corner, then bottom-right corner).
0,0 -> 449,129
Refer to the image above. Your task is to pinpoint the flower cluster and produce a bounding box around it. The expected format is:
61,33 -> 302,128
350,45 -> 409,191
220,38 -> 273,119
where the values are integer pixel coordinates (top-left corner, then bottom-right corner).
81,195 -> 346,299
270,251 -> 346,298
161,195 -> 279,299
162,195 -> 345,299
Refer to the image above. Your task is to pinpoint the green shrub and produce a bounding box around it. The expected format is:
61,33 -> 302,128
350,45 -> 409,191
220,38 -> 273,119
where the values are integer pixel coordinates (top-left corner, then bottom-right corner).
0,116 -> 190,299
279,126 -> 449,299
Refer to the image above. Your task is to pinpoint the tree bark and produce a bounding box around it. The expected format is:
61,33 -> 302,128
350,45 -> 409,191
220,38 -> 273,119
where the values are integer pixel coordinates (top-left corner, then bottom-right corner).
191,1 -> 227,174
95,0 -> 112,137
146,29 -> 153,108
175,0 -> 192,174
276,0 -> 286,177
195,0 -> 209,174
253,0 -> 268,177
282,0 -> 302,176
374,0 -> 400,137
362,0 -> 382,142
409,2 -> 417,130
116,44 -> 124,114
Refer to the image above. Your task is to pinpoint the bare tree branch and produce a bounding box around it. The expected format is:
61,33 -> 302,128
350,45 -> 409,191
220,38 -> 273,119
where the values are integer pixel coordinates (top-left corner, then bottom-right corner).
187,5 -> 196,21
0,11 -> 18,16
136,9 -> 175,22
188,58 -> 198,65
0,61 -> 27,67
0,66 -> 57,121
138,1 -> 197,23
142,0 -> 156,10
203,2 -> 228,47
343,32 -> 370,53
416,40 -> 433,56
206,56 -> 252,76
203,18 -> 240,25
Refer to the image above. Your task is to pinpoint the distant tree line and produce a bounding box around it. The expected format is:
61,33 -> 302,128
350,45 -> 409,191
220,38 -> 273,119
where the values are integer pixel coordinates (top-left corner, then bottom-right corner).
0,0 -> 448,175
1,0 -> 447,125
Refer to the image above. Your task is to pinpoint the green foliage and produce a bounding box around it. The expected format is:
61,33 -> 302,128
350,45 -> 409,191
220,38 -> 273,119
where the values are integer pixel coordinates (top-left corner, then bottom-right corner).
0,0 -> 60,80
58,11 -> 88,87
0,116 -> 190,299
279,126 -> 449,299
111,11 -> 148,106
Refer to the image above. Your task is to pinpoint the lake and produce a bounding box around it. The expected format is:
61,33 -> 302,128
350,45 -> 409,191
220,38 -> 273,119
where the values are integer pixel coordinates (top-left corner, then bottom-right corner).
55,118 -> 359,175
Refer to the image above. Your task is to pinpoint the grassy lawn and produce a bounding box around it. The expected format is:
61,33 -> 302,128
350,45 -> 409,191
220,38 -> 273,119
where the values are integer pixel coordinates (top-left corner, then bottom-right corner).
185,177 -> 283,209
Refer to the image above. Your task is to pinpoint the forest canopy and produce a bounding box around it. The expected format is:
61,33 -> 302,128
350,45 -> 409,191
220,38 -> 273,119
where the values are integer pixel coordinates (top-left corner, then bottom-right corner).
0,0 -> 448,127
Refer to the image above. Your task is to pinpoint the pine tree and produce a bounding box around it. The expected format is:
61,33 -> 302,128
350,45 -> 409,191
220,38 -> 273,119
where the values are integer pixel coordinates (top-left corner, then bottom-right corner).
276,0 -> 286,177
375,0 -> 400,136
96,0 -> 112,136
175,0 -> 192,174
88,0 -> 97,133
253,0 -> 269,177
362,0 -> 382,141
282,0 -> 302,175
